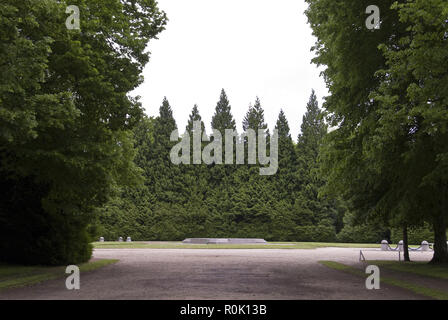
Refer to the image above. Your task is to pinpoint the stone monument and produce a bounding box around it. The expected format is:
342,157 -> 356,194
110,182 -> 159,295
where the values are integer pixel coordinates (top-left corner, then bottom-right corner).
182,238 -> 267,245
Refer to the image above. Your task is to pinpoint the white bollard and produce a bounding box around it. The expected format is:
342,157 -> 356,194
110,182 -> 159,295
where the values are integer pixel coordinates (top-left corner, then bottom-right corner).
421,240 -> 429,251
381,240 -> 389,251
99,237 -> 104,242
398,240 -> 404,251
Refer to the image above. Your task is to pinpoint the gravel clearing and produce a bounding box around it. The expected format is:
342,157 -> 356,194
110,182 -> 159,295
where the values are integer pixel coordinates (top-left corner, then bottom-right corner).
0,247 -> 434,300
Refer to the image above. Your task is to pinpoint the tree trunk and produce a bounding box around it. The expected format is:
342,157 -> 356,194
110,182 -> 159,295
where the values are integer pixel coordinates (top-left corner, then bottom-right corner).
403,225 -> 410,262
430,214 -> 448,264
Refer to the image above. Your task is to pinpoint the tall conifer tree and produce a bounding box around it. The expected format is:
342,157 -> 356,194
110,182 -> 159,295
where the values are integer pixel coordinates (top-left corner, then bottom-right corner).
211,89 -> 236,134
243,97 -> 268,131
186,104 -> 205,134
294,90 -> 338,240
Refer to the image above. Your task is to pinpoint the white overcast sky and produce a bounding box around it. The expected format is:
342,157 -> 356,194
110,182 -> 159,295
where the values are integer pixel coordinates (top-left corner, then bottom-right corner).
132,0 -> 328,140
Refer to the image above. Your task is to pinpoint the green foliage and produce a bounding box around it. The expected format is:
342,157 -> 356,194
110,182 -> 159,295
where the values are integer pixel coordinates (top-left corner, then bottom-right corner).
95,185 -> 153,241
295,224 -> 336,243
306,0 -> 448,261
390,224 -> 434,245
295,91 -> 343,234
99,89 -> 354,242
336,212 -> 387,243
211,89 -> 236,134
0,175 -> 93,265
242,97 -> 268,132
186,105 -> 205,134
372,0 -> 448,261
273,110 -> 298,204
0,0 -> 166,265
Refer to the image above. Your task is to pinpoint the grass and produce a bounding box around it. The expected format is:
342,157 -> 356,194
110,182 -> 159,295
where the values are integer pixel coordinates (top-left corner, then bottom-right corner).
370,260 -> 448,280
319,260 -> 448,300
92,241 -> 384,250
0,259 -> 118,290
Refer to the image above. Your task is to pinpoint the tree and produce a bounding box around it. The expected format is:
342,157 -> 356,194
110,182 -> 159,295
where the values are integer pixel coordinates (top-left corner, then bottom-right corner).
306,0 -> 407,250
297,90 -> 328,173
276,110 -> 292,140
145,98 -> 183,204
95,184 -> 153,241
306,0 -> 448,262
241,97 -> 270,165
211,89 -> 236,134
273,109 -> 298,204
266,109 -> 299,239
372,0 -> 448,262
0,0 -> 166,265
183,105 -> 210,234
206,89 -> 238,231
186,104 -> 205,134
230,98 -> 273,236
243,97 -> 268,131
295,90 -> 340,240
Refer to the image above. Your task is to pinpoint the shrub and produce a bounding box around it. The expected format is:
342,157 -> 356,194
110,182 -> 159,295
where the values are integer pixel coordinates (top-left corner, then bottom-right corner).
336,225 -> 386,243
294,223 -> 336,242
0,176 -> 92,266
390,224 -> 434,244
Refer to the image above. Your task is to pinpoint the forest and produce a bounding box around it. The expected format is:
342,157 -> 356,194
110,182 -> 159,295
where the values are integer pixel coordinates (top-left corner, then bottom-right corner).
97,90 -> 360,243
0,0 -> 446,265
95,88 -> 434,248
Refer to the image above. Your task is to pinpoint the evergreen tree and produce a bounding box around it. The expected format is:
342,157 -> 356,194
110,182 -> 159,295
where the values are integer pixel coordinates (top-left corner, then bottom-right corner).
207,89 -> 238,233
231,98 -> 273,237
294,90 -> 340,240
274,109 -> 298,203
186,104 -> 205,134
267,110 -> 298,239
276,110 -> 292,140
146,98 -> 182,204
297,90 -> 328,190
211,89 -> 236,134
241,97 -> 270,166
156,97 -> 178,138
243,97 -> 268,131
297,90 -> 327,166
183,105 -> 210,235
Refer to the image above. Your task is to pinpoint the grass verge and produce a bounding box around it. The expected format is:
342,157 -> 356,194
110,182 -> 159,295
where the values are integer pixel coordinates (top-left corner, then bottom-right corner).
0,259 -> 118,291
369,260 -> 448,280
93,241 -> 384,250
319,260 -> 448,300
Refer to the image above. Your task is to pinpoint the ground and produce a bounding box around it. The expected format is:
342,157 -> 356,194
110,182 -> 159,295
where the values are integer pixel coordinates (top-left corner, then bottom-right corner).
0,245 -> 444,300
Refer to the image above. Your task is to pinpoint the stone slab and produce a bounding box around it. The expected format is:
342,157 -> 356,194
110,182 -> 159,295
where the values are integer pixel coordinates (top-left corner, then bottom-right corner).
182,238 -> 267,244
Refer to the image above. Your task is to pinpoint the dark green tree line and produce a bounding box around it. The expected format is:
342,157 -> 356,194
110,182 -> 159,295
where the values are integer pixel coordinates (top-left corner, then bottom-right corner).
98,89 -> 375,242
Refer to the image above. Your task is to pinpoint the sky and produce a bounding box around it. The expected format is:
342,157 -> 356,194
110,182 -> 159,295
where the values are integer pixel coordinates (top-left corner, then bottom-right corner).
132,0 -> 328,140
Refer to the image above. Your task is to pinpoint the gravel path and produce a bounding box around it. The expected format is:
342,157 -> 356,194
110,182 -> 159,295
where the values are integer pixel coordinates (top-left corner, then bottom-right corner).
0,247 -> 434,300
